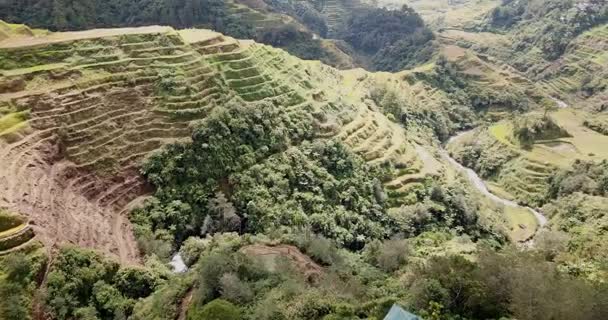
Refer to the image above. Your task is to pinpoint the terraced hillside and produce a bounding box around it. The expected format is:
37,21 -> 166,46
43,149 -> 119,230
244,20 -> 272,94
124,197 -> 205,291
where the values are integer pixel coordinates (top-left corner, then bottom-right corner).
536,24 -> 608,109
320,0 -> 367,37
0,24 -> 451,262
448,108 -> 608,206
371,0 -> 501,29
227,0 -> 287,31
0,210 -> 37,255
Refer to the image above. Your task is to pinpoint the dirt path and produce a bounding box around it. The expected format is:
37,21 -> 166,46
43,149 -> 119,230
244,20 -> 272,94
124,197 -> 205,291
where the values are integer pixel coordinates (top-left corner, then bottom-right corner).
177,288 -> 194,320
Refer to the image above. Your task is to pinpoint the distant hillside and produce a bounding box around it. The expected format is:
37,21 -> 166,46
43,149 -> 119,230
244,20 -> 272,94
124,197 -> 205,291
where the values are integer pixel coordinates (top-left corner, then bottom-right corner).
0,0 -> 437,71
436,0 -> 607,109
370,0 -> 501,30
483,0 -> 608,107
484,0 -> 608,61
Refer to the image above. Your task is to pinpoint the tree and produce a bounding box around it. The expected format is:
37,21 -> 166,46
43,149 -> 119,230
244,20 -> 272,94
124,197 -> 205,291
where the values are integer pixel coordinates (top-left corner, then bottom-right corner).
0,283 -> 29,320
188,299 -> 242,320
204,192 -> 241,235
219,273 -> 253,304
375,239 -> 412,272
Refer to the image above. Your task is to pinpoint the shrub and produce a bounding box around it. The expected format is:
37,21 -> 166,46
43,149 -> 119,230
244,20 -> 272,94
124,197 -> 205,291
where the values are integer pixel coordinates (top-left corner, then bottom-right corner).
45,247 -> 160,320
188,299 -> 241,320
219,273 -> 253,304
375,239 -> 412,273
307,236 -> 337,265
180,237 -> 209,266
513,113 -> 569,148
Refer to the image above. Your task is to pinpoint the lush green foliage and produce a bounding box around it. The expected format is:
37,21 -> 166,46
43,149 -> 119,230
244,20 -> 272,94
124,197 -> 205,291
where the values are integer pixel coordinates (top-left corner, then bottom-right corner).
548,160 -> 608,199
257,24 -> 328,61
542,194 -> 608,274
45,247 -> 164,320
133,101 -> 396,249
0,209 -> 24,231
381,57 -> 526,140
188,299 -> 242,320
264,0 -> 328,37
0,0 -> 254,38
231,141 -> 391,248
133,96 -> 502,252
134,232 -> 608,320
132,102 -> 314,248
0,0 -> 438,71
340,6 -> 435,71
410,250 -> 608,320
0,250 -> 47,320
388,180 -> 507,243
513,113 -> 570,147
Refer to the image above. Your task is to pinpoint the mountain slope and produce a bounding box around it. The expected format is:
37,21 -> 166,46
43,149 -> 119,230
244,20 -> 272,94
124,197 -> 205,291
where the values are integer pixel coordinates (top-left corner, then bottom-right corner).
0,0 -> 439,72
0,22 -> 542,262
1,16 -> 607,320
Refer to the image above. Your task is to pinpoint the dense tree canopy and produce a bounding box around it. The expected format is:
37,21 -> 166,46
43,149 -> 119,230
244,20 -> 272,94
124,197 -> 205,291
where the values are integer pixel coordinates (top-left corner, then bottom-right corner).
45,247 -> 164,320
0,0 -> 254,37
340,5 -> 435,71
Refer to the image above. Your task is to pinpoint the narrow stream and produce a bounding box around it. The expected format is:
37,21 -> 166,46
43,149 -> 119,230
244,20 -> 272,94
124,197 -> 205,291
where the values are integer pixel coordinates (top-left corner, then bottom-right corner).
170,252 -> 188,273
441,132 -> 548,234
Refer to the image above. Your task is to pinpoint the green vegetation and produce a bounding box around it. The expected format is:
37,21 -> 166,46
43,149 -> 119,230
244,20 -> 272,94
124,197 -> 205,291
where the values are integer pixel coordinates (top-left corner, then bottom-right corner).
0,0 -> 440,71
264,0 -> 328,37
0,2 -> 607,318
45,247 -> 166,320
127,232 -> 608,320
513,113 -> 570,148
257,24 -> 330,61
0,111 -> 28,136
188,299 -> 242,320
486,0 -> 608,61
0,0 -> 254,38
542,194 -> 608,277
340,6 -> 435,71
0,210 -> 24,232
0,211 -> 36,253
0,248 -> 47,320
133,98 -> 502,251
547,160 -> 608,199
231,141 -> 391,248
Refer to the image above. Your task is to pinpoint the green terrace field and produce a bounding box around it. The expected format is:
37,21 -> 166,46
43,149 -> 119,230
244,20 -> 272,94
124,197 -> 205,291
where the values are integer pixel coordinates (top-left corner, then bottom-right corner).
372,0 -> 500,29
536,24 -> 608,110
0,4 -> 606,318
448,108 -> 608,206
0,210 -> 38,255
0,24 -> 502,262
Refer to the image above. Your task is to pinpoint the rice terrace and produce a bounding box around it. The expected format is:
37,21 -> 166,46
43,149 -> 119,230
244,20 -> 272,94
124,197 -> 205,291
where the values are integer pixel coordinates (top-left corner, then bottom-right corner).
0,1 -> 606,319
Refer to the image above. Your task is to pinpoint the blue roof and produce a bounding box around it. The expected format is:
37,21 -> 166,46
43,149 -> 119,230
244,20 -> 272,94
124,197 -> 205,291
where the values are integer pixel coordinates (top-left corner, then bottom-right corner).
383,304 -> 422,320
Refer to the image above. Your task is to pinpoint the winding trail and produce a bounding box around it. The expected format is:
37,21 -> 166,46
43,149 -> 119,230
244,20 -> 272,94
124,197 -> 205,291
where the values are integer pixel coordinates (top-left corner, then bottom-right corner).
441,131 -> 548,239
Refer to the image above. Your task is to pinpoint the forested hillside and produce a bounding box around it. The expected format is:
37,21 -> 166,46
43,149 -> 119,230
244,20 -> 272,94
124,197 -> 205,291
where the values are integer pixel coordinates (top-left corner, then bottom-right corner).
0,0 -> 437,71
484,0 -> 608,62
436,0 -> 607,111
